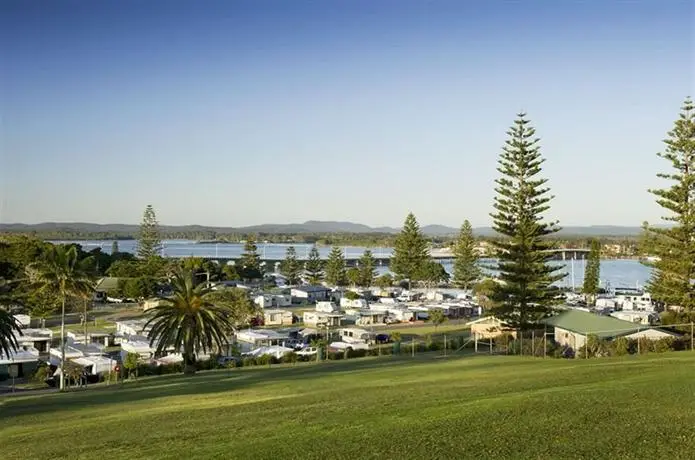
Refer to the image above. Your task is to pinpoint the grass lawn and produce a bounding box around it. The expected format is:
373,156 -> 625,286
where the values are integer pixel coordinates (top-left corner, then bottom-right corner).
3,353 -> 695,459
379,322 -> 471,340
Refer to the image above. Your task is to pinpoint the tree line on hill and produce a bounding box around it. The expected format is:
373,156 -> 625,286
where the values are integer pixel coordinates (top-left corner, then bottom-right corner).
2,98 -> 694,382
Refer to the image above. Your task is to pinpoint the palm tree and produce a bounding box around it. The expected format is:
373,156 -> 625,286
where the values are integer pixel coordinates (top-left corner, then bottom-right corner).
145,267 -> 238,375
0,308 -> 22,359
26,245 -> 94,391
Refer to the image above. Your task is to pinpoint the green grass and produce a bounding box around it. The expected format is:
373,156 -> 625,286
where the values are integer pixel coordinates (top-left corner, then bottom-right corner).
379,322 -> 471,339
3,353 -> 695,459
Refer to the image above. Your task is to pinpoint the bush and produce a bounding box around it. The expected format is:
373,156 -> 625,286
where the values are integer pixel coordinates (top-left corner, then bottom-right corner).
653,337 -> 674,353
327,351 -> 343,360
282,352 -> 298,364
242,357 -> 256,367
30,364 -> 51,383
614,337 -> 630,356
256,354 -> 273,366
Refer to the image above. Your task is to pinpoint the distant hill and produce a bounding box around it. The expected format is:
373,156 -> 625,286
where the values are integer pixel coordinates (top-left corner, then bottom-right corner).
0,221 -> 648,237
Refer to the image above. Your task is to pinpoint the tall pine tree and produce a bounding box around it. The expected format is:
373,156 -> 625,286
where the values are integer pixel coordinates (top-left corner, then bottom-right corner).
238,235 -> 263,281
305,246 -> 324,285
325,246 -> 347,287
137,205 -> 162,259
582,239 -> 601,304
452,220 -> 481,290
390,213 -> 429,289
280,246 -> 302,285
358,250 -> 377,287
643,97 -> 695,312
490,113 -> 565,330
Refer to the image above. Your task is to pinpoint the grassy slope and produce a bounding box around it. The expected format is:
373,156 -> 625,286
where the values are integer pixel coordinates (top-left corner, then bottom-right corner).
3,354 -> 695,460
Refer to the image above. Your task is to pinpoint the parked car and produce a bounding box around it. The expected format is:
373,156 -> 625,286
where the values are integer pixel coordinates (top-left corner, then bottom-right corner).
375,333 -> 390,344
296,347 -> 318,357
217,356 -> 241,366
328,341 -> 369,352
281,339 -> 304,351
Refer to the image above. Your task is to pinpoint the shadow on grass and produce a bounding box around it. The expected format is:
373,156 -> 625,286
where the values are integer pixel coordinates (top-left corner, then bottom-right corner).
0,352 -> 543,418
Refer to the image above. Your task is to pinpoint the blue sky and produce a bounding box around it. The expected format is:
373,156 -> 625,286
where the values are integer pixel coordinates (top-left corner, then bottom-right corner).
1,0 -> 693,228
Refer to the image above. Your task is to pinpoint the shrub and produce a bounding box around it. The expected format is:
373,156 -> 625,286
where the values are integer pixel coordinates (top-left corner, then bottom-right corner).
653,337 -> 674,353
256,354 -> 273,366
30,364 -> 51,383
327,351 -> 343,360
427,341 -> 441,352
282,352 -> 298,364
614,337 -> 630,356
242,357 -> 256,367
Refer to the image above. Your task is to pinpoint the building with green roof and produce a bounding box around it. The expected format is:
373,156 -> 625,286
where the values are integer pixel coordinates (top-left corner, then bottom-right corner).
543,309 -> 678,350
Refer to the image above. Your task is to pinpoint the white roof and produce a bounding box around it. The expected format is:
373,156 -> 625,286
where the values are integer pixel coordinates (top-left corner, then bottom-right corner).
49,346 -> 84,359
17,328 -> 53,340
14,314 -> 31,327
247,346 -> 294,357
0,347 -> 40,365
156,354 -> 184,364
121,340 -> 155,354
71,356 -> 115,367
264,309 -> 292,315
237,329 -> 288,340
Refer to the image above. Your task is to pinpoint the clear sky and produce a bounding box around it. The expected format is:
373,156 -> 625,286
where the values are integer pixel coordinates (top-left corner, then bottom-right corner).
1,0 -> 693,228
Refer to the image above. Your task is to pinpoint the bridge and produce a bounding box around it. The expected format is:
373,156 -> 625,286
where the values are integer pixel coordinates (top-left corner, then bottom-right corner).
191,247 -> 590,267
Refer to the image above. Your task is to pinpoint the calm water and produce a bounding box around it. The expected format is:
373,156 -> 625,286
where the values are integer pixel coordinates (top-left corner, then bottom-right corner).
52,240 -> 653,289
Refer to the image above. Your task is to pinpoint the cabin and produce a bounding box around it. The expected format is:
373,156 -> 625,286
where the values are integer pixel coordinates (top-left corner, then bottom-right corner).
302,311 -> 344,328
254,294 -> 292,309
291,286 -> 330,303
67,330 -> 113,348
544,309 -> 679,350
355,310 -> 386,326
17,328 -> 53,353
115,319 -> 150,339
467,316 -> 517,340
263,309 -> 294,326
0,347 -> 40,379
315,301 -> 340,313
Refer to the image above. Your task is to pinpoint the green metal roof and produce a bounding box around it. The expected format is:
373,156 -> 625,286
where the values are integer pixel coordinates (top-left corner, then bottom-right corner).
543,309 -> 646,339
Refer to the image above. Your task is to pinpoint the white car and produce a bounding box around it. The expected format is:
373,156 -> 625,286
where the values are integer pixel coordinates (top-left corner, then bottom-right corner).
329,341 -> 369,352
296,347 -> 318,357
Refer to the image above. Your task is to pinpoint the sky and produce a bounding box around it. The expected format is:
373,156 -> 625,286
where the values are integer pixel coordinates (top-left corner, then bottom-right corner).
1,0 -> 694,228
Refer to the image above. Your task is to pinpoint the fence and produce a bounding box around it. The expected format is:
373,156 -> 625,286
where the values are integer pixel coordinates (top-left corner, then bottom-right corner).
465,321 -> 695,359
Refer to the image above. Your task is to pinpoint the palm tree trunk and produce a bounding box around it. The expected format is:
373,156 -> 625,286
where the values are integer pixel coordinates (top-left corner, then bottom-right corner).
60,295 -> 66,391
183,340 -> 196,375
84,298 -> 88,349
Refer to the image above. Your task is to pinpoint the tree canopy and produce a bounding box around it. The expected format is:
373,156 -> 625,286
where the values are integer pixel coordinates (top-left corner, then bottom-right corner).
325,247 -> 347,286
452,220 -> 481,290
391,213 -> 429,288
643,98 -> 695,312
137,205 -> 162,259
489,113 -> 565,330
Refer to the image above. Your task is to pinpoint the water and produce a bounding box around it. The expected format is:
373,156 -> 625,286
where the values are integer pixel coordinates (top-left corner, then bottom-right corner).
50,239 -> 652,289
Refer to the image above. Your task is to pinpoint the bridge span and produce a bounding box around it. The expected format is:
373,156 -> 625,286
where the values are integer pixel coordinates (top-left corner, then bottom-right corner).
190,247 -> 590,267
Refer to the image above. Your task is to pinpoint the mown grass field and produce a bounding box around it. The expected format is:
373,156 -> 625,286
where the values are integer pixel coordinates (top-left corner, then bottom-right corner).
3,353 -> 695,459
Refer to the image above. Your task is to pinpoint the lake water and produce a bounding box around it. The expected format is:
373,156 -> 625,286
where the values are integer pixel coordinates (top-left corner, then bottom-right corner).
52,239 -> 653,290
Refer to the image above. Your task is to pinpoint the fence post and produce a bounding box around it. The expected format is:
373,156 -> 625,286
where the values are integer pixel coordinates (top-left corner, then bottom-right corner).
544,330 -> 547,358
411,339 -> 415,358
444,335 -> 447,357
489,337 -> 492,354
691,322 -> 694,352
